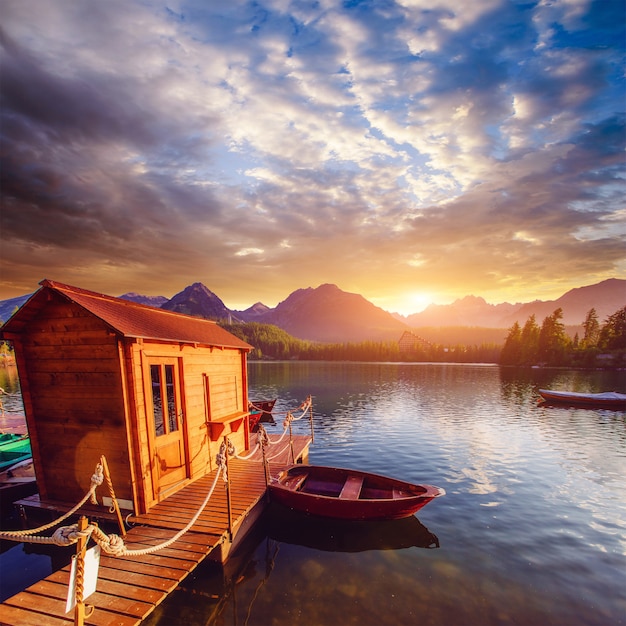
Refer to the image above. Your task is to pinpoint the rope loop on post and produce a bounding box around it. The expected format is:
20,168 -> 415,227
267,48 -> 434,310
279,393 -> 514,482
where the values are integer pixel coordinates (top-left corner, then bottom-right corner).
216,440 -> 229,482
257,424 -> 269,448
89,463 -> 104,505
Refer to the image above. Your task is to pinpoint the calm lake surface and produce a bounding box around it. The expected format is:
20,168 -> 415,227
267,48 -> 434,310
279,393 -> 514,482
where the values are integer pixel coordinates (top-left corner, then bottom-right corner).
2,362 -> 626,625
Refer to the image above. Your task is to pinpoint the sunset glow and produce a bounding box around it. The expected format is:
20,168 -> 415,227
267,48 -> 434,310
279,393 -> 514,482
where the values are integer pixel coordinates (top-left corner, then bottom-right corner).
1,1 -> 624,313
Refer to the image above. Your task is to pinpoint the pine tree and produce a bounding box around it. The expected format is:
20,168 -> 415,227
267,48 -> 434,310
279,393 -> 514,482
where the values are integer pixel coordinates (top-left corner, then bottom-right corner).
581,308 -> 600,348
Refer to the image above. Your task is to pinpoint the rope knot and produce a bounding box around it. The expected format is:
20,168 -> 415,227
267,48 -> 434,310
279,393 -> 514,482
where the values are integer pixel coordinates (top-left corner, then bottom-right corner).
51,524 -> 91,546
283,412 -> 293,429
257,425 -> 269,447
91,463 -> 104,488
216,441 -> 229,482
89,462 -> 105,504
102,533 -> 126,556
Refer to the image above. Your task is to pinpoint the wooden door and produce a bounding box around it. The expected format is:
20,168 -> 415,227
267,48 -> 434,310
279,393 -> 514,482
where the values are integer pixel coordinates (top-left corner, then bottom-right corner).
147,358 -> 188,499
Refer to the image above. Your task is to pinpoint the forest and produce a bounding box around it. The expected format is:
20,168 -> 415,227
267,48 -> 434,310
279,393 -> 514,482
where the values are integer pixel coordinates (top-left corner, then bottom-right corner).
222,322 -> 502,364
500,306 -> 626,367
222,305 -> 626,366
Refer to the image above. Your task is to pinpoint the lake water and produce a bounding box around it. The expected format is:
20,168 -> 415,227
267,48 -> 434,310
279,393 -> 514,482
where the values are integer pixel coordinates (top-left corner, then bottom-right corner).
2,362 -> 626,625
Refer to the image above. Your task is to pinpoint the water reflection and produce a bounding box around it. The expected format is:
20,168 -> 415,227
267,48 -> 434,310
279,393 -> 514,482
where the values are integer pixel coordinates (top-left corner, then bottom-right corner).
0,367 -> 22,415
3,361 -> 626,625
266,504 -> 440,551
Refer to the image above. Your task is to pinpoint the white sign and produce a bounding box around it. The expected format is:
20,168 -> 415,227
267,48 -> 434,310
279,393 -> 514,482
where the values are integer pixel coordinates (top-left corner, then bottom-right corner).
65,545 -> 101,613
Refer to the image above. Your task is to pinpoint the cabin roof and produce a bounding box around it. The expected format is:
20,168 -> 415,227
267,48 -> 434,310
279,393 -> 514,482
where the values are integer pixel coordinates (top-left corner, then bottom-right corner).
2,279 -> 253,350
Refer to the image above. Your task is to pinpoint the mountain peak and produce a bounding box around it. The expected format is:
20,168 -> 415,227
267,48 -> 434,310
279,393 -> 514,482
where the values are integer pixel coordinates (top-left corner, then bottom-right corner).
161,282 -> 235,320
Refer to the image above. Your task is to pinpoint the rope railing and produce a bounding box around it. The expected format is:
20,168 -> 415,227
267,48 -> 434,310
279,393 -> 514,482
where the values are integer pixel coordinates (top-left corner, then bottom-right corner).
0,396 -> 313,553
89,464 -> 225,557
229,396 -> 313,464
0,452 -> 228,556
0,463 -> 104,541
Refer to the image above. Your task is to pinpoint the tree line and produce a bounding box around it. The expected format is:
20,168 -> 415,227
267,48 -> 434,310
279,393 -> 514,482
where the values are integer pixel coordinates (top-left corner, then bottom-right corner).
500,306 -> 626,367
220,322 -> 502,363
223,305 -> 626,366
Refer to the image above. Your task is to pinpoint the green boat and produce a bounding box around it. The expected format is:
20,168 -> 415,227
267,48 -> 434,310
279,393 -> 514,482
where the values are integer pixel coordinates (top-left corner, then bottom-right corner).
0,433 -> 32,472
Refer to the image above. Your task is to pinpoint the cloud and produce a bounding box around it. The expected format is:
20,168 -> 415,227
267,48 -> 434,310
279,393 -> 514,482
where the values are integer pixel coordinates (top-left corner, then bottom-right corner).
0,0 -> 624,311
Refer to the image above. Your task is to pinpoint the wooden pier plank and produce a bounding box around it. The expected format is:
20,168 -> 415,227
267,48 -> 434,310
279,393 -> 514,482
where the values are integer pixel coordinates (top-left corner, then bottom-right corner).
0,604 -> 70,626
47,571 -> 164,604
3,591 -> 141,625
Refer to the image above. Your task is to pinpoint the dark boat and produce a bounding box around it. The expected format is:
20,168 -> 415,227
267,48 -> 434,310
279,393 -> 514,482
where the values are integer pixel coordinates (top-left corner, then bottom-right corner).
269,465 -> 445,521
0,433 -> 32,472
248,398 -> 277,431
538,389 -> 626,410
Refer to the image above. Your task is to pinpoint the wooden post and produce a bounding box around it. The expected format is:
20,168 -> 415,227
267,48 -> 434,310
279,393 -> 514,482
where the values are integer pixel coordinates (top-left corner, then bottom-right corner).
100,455 -> 126,538
261,431 -> 269,486
73,516 -> 88,626
223,436 -> 233,541
288,419 -> 295,464
308,396 -> 314,443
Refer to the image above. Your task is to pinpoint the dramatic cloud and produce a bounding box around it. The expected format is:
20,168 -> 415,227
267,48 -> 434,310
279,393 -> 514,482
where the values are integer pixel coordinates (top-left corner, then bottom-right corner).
1,0 -> 624,313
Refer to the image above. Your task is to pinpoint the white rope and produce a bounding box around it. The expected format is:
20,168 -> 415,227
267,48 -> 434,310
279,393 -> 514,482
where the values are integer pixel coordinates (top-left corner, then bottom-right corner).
0,463 -> 104,540
90,464 -> 226,557
0,455 -> 226,558
233,442 -> 260,460
265,396 -> 311,422
264,441 -> 292,461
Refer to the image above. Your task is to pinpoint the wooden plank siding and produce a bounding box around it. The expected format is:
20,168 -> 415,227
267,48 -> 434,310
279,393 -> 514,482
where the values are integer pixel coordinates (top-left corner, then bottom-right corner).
16,297 -> 133,506
2,436 -> 311,626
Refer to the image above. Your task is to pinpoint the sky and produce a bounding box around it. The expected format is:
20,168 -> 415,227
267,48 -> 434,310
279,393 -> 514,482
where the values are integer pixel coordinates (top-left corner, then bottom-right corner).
1,0 -> 624,315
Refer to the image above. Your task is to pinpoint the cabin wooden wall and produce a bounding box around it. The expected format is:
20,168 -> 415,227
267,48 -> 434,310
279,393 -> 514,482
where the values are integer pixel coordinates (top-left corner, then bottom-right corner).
13,295 -> 133,505
124,341 -> 250,513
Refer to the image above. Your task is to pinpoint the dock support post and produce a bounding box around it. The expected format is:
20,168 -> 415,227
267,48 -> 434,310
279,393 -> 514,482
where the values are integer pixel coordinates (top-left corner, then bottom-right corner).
288,419 -> 295,464
223,436 -> 233,541
261,429 -> 270,486
308,395 -> 314,443
73,515 -> 88,626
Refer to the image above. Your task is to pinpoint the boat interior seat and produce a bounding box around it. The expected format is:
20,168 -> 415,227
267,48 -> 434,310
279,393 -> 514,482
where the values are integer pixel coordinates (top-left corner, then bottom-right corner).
292,473 -> 308,491
339,475 -> 364,499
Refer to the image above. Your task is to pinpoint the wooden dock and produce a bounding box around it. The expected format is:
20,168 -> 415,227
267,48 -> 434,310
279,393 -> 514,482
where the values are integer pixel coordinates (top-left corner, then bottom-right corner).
0,435 -> 311,626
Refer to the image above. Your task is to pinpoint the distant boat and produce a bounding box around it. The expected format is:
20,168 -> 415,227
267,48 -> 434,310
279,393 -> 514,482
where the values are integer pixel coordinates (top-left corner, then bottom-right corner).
248,398 -> 277,431
0,433 -> 32,472
538,389 -> 626,410
269,465 -> 445,521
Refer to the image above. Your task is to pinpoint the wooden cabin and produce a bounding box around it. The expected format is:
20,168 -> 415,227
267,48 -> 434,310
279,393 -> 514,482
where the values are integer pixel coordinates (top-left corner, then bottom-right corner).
0,279 -> 254,515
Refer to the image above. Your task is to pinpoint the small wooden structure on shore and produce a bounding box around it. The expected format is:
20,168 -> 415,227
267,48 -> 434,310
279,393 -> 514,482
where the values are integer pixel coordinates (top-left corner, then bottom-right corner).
0,279 -> 256,516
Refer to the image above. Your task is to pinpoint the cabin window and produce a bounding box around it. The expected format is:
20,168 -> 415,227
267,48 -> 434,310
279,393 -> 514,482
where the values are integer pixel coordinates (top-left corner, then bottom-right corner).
151,363 -> 179,437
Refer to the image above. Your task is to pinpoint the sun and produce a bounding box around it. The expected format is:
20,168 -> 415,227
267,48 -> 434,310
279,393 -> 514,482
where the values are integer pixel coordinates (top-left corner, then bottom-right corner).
407,292 -> 433,314
387,292 -> 434,316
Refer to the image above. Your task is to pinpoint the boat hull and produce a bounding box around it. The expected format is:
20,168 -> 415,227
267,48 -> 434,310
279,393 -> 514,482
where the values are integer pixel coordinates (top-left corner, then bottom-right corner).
269,465 -> 444,521
538,389 -> 626,410
0,434 -> 31,472
248,399 -> 277,431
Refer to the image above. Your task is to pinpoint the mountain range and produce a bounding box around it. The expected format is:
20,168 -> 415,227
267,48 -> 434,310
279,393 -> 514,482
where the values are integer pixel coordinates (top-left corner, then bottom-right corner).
0,279 -> 624,345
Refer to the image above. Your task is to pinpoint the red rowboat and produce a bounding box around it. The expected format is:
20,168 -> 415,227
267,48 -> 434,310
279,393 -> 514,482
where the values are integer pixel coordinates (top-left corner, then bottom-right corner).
269,465 -> 445,520
538,389 -> 626,410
